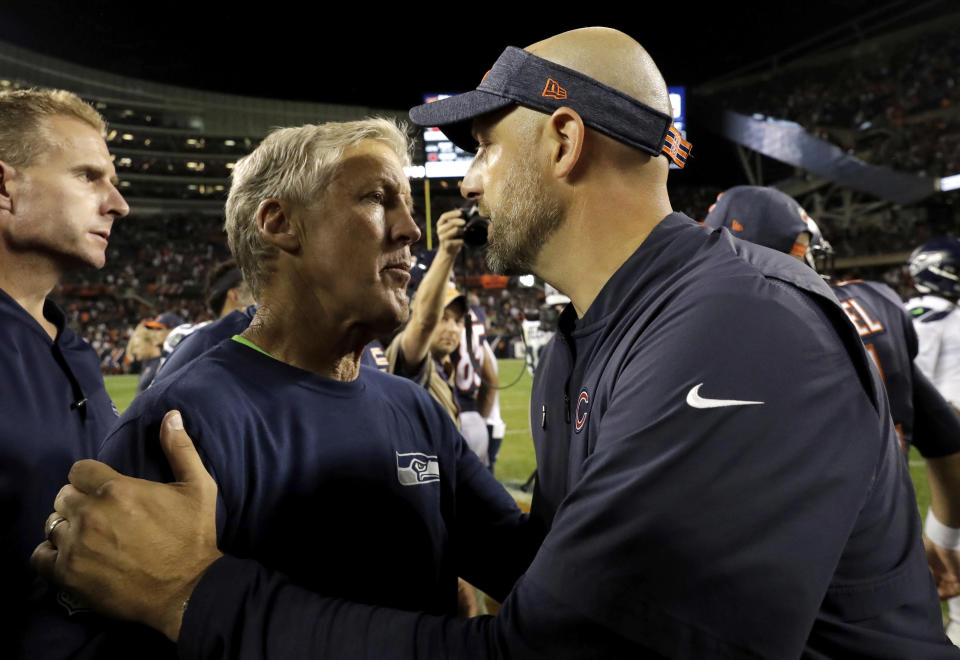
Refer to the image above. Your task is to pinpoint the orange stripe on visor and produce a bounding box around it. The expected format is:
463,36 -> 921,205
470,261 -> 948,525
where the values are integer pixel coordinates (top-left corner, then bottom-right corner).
662,125 -> 692,168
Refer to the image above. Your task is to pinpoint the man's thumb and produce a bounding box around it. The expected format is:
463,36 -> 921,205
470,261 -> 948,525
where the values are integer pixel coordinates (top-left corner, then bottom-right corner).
160,410 -> 212,486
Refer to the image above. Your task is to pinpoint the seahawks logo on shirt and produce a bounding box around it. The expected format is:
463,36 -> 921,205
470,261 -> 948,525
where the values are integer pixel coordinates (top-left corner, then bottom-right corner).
56,588 -> 91,616
396,452 -> 440,486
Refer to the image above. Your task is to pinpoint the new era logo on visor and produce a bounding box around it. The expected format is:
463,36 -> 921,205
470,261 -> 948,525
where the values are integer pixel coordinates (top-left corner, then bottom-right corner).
396,452 -> 440,486
732,220 -> 744,232
542,78 -> 568,100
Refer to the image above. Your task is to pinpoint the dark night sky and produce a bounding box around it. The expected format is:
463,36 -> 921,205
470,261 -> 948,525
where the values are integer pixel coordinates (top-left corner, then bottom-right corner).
0,0 -> 896,109
3,0 -> 947,190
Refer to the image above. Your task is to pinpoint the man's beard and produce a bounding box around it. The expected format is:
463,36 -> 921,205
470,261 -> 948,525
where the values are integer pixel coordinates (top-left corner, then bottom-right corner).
483,160 -> 563,276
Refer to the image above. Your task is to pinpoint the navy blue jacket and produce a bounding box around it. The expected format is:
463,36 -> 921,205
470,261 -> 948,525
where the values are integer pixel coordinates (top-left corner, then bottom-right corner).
0,290 -> 118,658
172,215 -> 954,659
528,215 -> 952,658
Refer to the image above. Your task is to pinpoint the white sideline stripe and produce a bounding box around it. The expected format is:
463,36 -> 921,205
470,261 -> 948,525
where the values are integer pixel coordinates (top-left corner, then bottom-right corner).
909,459 -> 924,468
506,429 -> 529,436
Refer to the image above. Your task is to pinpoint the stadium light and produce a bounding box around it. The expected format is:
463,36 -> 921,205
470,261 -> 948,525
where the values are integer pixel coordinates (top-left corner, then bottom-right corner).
940,173 -> 960,192
518,275 -> 535,287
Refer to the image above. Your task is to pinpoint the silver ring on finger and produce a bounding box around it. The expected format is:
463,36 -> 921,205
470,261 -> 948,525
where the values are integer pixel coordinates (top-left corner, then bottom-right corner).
46,516 -> 68,542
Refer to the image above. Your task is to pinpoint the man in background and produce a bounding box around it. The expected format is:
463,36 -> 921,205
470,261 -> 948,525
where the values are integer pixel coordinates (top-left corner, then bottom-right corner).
704,185 -> 960,616
0,88 -> 128,657
160,260 -> 254,364
906,236 -> 960,642
127,312 -> 183,393
387,208 -> 496,463
457,295 -> 501,470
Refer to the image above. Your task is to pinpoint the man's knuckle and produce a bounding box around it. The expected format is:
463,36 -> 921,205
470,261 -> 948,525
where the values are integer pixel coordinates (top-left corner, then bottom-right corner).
95,478 -> 123,499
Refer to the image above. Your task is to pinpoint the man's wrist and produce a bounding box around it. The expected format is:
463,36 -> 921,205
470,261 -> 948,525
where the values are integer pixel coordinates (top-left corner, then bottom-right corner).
157,552 -> 223,642
436,247 -> 458,262
925,509 -> 960,550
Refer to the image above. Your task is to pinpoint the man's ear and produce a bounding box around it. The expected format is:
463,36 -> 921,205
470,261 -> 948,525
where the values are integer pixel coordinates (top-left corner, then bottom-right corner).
0,161 -> 17,213
545,108 -> 585,179
256,198 -> 300,254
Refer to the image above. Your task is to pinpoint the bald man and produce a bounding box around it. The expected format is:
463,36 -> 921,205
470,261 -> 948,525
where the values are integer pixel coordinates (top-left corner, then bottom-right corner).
32,29 -> 956,659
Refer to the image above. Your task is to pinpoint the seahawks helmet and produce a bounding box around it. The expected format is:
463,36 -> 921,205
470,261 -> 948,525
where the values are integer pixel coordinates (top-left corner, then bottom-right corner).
908,237 -> 960,300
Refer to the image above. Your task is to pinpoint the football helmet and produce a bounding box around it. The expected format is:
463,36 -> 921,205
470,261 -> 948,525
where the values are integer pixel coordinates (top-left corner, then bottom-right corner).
908,237 -> 960,300
802,213 -> 835,275
703,185 -> 834,273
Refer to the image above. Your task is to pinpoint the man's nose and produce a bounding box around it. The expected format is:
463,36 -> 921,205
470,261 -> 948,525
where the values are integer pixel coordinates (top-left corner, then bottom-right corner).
460,159 -> 483,202
106,182 -> 130,218
391,204 -> 421,245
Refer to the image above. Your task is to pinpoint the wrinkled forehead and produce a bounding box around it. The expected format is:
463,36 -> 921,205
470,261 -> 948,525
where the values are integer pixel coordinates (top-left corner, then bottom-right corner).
337,141 -> 408,184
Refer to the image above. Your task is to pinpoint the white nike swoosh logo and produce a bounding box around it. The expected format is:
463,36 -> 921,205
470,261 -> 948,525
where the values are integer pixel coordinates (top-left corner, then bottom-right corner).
686,383 -> 764,409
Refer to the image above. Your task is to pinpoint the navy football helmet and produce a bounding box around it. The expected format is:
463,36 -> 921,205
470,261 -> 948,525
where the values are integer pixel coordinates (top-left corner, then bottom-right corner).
908,237 -> 960,300
703,186 -> 834,273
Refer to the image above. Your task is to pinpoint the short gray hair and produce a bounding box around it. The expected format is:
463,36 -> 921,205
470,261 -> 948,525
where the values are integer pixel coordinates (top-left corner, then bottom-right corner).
0,88 -> 106,167
224,118 -> 412,297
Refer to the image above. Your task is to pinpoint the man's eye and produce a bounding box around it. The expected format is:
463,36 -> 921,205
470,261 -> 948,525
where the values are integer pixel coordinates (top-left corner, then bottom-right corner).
367,191 -> 384,203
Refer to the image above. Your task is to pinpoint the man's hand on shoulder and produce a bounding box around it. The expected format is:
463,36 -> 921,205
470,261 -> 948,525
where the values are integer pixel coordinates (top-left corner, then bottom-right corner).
31,410 -> 222,642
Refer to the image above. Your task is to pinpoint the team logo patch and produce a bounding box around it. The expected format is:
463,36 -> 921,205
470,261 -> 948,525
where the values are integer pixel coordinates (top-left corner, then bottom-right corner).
542,78 -> 568,100
396,452 -> 440,486
575,389 -> 590,433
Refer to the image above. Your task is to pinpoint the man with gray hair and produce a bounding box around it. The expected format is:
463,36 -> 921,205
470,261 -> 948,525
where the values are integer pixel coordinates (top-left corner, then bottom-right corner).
0,88 -> 129,657
44,118 -> 529,655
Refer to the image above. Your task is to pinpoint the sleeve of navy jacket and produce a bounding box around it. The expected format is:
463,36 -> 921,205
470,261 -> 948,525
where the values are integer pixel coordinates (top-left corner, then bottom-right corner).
176,216 -> 955,659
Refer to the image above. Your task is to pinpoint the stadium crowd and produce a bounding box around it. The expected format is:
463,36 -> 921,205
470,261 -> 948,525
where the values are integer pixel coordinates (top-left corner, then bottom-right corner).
715,22 -> 960,177
14,16 -> 960,375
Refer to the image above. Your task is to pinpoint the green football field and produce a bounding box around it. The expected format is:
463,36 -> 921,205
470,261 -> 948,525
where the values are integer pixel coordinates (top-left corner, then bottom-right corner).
104,360 -> 931,513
